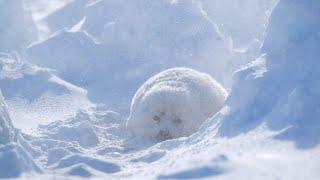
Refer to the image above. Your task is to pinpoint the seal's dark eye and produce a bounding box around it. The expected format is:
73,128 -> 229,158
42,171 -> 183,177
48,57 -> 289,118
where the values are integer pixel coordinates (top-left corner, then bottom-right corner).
153,115 -> 161,123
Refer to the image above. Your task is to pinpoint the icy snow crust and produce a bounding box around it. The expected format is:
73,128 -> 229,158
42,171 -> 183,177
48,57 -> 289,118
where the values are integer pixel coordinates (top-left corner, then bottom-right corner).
128,68 -> 227,141
1,0 -> 320,179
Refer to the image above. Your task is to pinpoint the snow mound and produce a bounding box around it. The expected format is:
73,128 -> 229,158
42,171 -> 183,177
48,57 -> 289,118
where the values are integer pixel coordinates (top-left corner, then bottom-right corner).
64,164 -> 93,177
40,112 -> 100,148
0,90 -> 41,178
25,108 -> 125,173
0,53 -> 93,132
26,29 -> 101,85
56,154 -> 121,174
128,68 -> 227,141
0,144 -> 41,178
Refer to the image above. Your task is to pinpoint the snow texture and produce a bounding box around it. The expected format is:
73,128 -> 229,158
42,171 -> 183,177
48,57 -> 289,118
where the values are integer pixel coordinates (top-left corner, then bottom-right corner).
128,68 -> 227,141
0,53 -> 93,132
0,90 -> 41,178
20,108 -> 124,177
0,90 -> 15,144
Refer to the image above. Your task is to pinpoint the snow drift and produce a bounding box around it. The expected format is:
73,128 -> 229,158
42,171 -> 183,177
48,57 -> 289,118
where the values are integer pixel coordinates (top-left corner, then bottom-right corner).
218,0 -> 320,149
0,53 -> 93,132
0,143 -> 41,178
128,68 -> 227,141
26,0 -> 276,113
24,108 -> 124,177
0,90 -> 41,178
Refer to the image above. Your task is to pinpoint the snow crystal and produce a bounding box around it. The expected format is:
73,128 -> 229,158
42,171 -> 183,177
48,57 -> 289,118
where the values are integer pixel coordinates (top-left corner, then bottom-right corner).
127,67 -> 227,142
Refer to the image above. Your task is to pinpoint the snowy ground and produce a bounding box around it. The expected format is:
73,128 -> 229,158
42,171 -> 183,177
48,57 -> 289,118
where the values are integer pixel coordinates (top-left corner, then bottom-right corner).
0,0 -> 319,179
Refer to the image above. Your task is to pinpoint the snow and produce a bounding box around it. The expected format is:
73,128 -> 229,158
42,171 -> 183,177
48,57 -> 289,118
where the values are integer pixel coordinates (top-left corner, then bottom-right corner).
0,53 -> 94,133
0,91 -> 41,178
24,0 -> 74,40
0,144 -> 41,178
56,154 -> 120,174
24,0 -> 276,113
0,0 -> 320,179
0,91 -> 15,144
0,0 -> 37,52
218,0 -> 320,149
127,67 -> 227,142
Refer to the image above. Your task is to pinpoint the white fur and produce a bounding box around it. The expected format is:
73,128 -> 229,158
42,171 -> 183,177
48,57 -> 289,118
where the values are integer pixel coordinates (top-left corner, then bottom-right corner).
127,67 -> 227,141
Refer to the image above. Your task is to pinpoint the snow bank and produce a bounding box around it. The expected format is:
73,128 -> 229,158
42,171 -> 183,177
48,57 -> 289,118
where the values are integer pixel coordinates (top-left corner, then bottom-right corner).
218,0 -> 320,148
26,29 -> 101,85
23,108 -> 124,177
0,144 -> 41,178
26,0 -> 276,113
56,154 -> 120,174
36,108 -> 124,149
40,112 -> 100,148
0,0 -> 37,52
0,53 -> 93,132
128,68 -> 227,141
0,90 -> 41,178
199,0 -> 278,48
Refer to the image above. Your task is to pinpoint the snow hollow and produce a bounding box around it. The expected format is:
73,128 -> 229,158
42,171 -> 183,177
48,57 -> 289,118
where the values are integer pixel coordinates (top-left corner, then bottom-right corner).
0,0 -> 319,179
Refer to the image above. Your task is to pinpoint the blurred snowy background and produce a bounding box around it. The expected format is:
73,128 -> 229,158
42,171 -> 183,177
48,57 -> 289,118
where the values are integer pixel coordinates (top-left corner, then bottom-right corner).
0,0 -> 319,179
